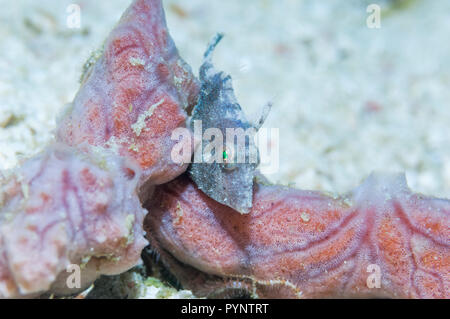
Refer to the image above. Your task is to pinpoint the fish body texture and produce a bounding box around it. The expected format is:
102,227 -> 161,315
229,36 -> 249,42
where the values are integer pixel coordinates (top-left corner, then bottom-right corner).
0,145 -> 147,298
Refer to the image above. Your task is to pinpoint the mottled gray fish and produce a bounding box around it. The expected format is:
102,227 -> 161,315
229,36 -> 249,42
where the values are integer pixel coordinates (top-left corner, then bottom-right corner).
188,34 -> 270,214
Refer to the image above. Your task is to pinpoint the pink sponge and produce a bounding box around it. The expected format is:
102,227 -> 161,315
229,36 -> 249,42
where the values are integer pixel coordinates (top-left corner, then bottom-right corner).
0,145 -> 147,297
57,0 -> 199,187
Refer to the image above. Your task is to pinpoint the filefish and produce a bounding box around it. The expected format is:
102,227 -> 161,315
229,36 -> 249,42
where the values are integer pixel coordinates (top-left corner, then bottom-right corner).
189,34 -> 270,214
